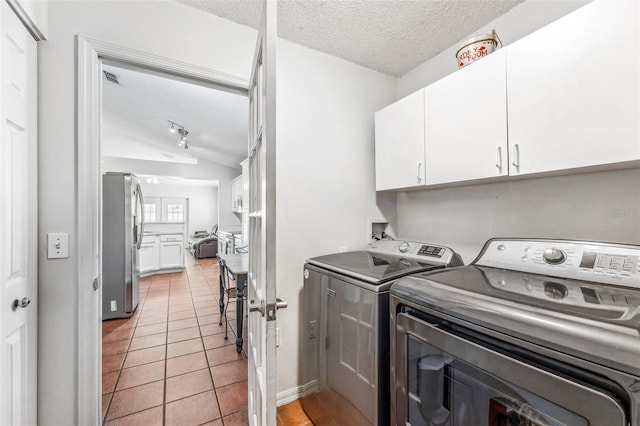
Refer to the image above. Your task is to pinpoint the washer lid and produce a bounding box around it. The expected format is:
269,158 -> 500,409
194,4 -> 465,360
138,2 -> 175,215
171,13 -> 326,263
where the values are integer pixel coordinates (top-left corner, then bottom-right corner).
392,266 -> 640,375
306,251 -> 443,284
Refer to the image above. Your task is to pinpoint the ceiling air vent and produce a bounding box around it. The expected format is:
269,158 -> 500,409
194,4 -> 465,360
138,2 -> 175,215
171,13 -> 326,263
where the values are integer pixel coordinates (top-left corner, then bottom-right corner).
103,70 -> 120,84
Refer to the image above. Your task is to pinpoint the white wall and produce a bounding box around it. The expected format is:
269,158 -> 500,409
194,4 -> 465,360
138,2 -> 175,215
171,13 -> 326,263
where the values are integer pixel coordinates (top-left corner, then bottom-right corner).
140,182 -> 219,237
275,39 -> 396,396
38,2 -> 255,423
102,156 -> 240,230
397,169 -> 640,263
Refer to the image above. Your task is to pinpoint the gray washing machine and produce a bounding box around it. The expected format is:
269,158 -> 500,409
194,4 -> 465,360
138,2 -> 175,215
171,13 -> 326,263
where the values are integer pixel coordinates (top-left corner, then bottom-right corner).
390,238 -> 640,426
301,240 -> 462,425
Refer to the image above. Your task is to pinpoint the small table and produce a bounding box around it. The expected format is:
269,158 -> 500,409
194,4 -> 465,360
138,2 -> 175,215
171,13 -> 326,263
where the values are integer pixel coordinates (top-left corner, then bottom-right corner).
218,253 -> 248,353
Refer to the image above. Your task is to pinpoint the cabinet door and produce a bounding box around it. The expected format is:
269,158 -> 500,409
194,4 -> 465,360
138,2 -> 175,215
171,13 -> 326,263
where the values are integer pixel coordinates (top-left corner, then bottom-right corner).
507,0 -> 640,176
159,242 -> 183,269
231,175 -> 242,212
375,89 -> 426,190
425,49 -> 508,185
241,159 -> 249,213
139,243 -> 158,273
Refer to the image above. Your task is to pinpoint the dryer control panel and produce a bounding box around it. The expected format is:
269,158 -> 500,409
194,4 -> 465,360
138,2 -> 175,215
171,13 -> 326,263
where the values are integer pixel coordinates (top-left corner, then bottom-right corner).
475,238 -> 640,288
368,240 -> 461,266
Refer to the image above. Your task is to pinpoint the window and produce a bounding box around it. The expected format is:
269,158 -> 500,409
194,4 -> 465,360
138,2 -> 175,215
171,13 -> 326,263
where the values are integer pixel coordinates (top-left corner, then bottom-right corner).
143,203 -> 157,223
166,204 -> 184,222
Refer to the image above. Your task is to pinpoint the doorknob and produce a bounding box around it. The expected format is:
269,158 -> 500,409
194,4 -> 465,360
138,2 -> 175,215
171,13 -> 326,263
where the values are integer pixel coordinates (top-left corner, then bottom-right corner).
249,299 -> 265,317
12,297 -> 31,311
250,298 -> 287,321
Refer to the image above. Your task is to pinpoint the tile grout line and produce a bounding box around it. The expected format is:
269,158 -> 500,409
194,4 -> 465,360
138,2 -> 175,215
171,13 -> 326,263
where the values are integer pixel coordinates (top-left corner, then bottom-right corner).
200,258 -> 249,422
188,258 -> 227,424
163,275 -> 171,426
103,278 -> 147,425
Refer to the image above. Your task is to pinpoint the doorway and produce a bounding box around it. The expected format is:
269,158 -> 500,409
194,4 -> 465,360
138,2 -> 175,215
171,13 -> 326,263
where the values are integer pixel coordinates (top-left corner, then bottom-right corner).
85,48 -> 250,423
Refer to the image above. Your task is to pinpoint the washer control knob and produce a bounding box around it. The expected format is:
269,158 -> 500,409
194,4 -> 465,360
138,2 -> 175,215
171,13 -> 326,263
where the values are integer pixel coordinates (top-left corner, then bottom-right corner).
543,248 -> 567,265
398,242 -> 410,253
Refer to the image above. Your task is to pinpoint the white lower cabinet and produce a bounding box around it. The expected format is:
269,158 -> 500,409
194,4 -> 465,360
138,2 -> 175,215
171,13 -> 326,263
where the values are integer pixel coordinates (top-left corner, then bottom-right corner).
425,49 -> 508,185
159,234 -> 184,270
139,236 -> 159,274
140,234 -> 184,275
506,0 -> 640,176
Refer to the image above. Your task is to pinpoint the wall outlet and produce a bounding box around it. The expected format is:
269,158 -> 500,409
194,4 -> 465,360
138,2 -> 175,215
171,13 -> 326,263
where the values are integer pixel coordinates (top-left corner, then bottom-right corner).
110,300 -> 117,312
309,320 -> 317,339
338,246 -> 348,253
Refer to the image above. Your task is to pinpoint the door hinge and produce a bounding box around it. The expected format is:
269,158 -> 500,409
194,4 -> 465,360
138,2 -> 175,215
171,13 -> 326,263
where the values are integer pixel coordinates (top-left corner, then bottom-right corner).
93,276 -> 100,291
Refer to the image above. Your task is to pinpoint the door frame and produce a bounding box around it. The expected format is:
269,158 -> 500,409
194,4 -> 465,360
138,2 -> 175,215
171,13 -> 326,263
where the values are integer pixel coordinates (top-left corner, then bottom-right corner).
75,36 -> 249,424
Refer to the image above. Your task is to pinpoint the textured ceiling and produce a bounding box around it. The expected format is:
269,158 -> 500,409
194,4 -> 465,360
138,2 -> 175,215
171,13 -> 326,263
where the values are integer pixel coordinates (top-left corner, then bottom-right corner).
177,0 -> 524,77
102,64 -> 248,168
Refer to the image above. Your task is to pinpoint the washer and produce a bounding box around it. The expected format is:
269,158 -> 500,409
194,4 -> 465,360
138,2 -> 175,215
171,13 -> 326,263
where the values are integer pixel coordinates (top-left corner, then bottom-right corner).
301,240 -> 462,425
391,238 -> 640,426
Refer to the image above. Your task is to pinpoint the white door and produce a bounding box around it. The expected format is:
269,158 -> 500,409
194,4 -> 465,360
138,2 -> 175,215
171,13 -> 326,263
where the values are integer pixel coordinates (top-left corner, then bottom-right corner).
0,2 -> 38,425
425,49 -> 508,185
247,0 -> 282,425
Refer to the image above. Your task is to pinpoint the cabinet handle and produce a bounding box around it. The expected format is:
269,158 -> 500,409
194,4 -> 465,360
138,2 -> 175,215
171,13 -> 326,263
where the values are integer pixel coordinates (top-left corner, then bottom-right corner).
495,146 -> 503,170
416,162 -> 422,183
511,144 -> 520,169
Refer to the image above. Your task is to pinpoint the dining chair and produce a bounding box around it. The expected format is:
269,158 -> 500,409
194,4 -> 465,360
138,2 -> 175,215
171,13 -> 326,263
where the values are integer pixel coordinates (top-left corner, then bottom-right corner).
217,256 -> 236,340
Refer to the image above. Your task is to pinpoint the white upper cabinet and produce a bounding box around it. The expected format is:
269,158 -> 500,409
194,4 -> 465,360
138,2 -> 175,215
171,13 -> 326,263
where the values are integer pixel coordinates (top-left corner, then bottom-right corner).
231,175 -> 244,212
425,49 -> 508,185
374,0 -> 639,191
375,89 -> 426,190
506,0 -> 640,176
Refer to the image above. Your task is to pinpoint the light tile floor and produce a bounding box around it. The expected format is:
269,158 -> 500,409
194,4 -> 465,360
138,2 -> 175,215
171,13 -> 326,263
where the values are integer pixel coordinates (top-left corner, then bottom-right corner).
101,256 -> 248,425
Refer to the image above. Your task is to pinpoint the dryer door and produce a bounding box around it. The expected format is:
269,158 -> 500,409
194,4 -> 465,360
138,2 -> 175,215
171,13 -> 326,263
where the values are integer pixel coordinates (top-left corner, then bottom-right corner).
395,312 -> 628,426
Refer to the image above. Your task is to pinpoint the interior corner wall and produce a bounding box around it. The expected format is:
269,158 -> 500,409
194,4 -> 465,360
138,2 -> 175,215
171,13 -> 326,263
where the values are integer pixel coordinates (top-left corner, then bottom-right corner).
37,2 -> 255,423
275,39 -> 396,398
396,0 -> 590,98
392,0 -> 639,264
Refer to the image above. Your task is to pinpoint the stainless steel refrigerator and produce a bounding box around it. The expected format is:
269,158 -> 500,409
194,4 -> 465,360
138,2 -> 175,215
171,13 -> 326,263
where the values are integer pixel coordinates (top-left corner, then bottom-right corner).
102,172 -> 145,320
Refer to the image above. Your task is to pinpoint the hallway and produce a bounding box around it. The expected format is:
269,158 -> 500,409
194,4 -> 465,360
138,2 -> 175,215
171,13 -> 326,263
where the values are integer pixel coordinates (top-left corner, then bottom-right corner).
101,256 -> 248,425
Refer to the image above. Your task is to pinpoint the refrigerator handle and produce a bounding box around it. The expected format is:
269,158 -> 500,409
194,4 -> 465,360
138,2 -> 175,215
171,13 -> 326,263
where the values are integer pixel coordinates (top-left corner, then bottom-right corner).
135,183 -> 145,250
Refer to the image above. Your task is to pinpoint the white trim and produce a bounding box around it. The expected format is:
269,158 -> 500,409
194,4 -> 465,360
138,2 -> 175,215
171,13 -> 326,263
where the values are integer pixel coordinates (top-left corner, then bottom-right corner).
276,380 -> 319,407
83,36 -> 249,95
76,35 -> 102,426
5,0 -> 45,41
75,36 -> 250,425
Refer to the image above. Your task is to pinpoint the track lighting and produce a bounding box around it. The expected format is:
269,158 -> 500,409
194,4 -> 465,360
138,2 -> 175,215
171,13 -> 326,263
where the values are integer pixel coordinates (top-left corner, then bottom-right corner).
168,120 -> 190,150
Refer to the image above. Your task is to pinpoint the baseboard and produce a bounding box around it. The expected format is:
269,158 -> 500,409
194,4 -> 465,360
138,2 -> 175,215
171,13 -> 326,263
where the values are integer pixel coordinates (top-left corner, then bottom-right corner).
141,267 -> 184,277
276,380 -> 319,406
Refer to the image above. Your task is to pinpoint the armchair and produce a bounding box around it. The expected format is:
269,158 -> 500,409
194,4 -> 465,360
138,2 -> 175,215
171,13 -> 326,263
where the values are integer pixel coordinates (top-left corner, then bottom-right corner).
188,225 -> 218,259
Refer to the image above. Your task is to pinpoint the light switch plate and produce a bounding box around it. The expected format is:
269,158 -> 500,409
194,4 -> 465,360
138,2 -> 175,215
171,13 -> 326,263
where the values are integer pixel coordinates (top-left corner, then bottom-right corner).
47,233 -> 69,259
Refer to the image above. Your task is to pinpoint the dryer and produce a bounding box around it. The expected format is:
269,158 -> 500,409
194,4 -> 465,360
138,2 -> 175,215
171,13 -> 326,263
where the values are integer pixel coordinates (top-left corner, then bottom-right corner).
302,240 -> 462,425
